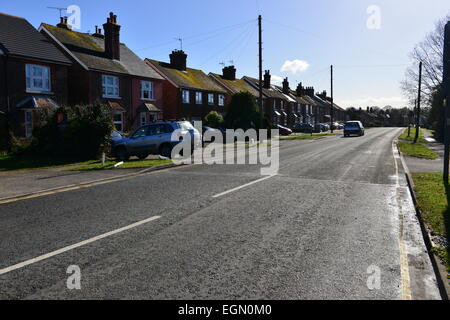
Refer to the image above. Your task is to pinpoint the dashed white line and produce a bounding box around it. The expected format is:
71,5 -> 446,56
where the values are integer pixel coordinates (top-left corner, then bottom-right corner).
212,175 -> 276,198
0,215 -> 161,276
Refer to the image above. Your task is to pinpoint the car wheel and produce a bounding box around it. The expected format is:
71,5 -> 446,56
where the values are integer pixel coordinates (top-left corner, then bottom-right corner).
115,147 -> 130,161
159,144 -> 173,159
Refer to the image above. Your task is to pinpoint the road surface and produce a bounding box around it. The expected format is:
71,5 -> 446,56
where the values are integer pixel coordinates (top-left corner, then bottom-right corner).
0,127 -> 441,299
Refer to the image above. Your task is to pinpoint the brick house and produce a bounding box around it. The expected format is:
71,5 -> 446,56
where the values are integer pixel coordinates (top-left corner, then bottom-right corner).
243,71 -> 290,126
0,12 -> 72,140
145,50 -> 227,122
39,13 -> 165,132
209,65 -> 263,106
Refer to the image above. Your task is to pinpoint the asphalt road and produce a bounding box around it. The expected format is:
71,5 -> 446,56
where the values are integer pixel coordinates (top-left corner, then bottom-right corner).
0,127 -> 441,299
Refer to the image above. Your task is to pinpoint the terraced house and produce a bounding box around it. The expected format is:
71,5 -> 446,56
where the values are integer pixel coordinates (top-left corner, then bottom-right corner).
145,50 -> 227,122
243,70 -> 290,126
209,65 -> 262,106
39,13 -> 165,132
0,12 -> 71,140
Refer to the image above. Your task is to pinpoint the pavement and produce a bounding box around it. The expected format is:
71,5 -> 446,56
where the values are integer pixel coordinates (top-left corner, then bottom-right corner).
401,130 -> 443,173
0,127 -> 442,300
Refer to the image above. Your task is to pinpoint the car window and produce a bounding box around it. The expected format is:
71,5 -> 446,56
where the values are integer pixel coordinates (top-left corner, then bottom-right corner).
132,126 -> 148,139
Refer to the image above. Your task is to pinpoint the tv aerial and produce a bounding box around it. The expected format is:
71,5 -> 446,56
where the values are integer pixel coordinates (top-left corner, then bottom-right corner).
47,6 -> 67,18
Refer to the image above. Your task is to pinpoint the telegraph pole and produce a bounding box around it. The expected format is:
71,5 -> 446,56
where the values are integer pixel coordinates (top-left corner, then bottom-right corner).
443,21 -> 450,181
330,65 -> 334,134
258,15 -> 264,130
414,61 -> 422,144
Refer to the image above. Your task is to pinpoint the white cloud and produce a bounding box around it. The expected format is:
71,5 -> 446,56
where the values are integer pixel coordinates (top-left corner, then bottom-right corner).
338,96 -> 408,109
271,75 -> 284,85
280,59 -> 310,74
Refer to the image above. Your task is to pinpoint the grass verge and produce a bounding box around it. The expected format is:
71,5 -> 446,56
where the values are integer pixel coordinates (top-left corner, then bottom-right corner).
279,133 -> 338,141
398,142 -> 439,159
411,172 -> 450,272
0,154 -> 97,172
398,127 -> 427,143
69,159 -> 172,171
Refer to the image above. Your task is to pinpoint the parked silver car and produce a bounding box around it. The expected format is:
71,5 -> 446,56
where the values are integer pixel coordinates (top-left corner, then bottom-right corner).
112,121 -> 201,160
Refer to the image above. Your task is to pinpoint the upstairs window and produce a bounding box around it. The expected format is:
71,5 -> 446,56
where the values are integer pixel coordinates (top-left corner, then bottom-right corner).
141,81 -> 154,100
182,90 -> 190,104
26,64 -> 51,92
195,92 -> 203,105
102,75 -> 120,98
218,94 -> 225,106
208,93 -> 215,105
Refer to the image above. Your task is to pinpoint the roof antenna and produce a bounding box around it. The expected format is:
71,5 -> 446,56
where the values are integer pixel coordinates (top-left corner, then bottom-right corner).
47,6 -> 67,18
229,60 -> 234,66
174,38 -> 183,51
219,62 -> 226,68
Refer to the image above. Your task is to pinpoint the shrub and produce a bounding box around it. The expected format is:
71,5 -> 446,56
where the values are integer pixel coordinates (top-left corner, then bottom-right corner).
33,103 -> 114,159
204,111 -> 224,128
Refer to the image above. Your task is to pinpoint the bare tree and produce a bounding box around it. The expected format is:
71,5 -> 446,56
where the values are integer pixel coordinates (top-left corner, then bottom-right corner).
401,14 -> 450,105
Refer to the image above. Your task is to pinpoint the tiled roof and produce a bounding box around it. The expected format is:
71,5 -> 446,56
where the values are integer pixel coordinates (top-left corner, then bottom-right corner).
209,73 -> 260,96
41,23 -> 163,80
146,59 -> 226,92
242,76 -> 288,100
0,13 -> 71,65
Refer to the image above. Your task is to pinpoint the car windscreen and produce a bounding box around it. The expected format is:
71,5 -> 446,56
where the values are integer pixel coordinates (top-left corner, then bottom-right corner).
345,123 -> 359,129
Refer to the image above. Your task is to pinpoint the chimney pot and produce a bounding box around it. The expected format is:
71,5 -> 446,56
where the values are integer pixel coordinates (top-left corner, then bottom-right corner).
263,70 -> 271,89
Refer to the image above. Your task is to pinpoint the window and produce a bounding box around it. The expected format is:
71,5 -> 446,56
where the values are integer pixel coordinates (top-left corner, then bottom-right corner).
113,112 -> 124,132
208,93 -> 215,105
218,94 -> 225,106
195,92 -> 203,105
24,111 -> 33,138
141,81 -> 154,100
182,90 -> 190,104
26,64 -> 51,92
102,75 -> 120,98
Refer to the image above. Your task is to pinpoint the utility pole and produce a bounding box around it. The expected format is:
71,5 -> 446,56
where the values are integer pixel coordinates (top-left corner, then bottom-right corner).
443,21 -> 450,181
258,15 -> 263,130
330,65 -> 334,134
414,61 -> 422,144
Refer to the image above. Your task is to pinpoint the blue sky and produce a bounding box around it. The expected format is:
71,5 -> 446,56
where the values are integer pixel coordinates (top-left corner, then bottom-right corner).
2,0 -> 449,108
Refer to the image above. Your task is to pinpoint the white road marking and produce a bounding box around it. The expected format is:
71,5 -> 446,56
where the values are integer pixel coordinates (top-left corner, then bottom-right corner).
212,175 -> 276,198
0,216 -> 161,276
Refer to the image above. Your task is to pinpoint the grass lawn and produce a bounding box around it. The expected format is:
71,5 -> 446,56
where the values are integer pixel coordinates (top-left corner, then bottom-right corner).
398,142 -> 439,159
412,172 -> 450,272
398,128 -> 427,143
279,133 -> 338,141
69,159 -> 172,171
0,154 -> 97,171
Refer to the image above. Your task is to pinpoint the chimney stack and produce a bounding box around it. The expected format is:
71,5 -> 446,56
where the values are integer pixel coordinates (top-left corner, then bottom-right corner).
296,82 -> 304,96
222,65 -> 236,81
263,70 -> 271,89
282,78 -> 290,94
57,16 -> 71,30
169,50 -> 187,71
103,12 -> 121,60
93,25 -> 104,38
